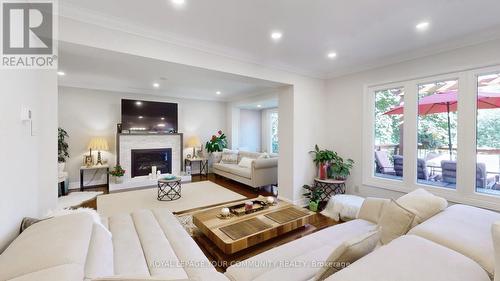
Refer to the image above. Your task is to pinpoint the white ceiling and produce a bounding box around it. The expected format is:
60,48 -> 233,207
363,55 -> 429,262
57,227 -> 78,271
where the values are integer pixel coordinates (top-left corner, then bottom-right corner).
58,42 -> 285,101
60,0 -> 500,78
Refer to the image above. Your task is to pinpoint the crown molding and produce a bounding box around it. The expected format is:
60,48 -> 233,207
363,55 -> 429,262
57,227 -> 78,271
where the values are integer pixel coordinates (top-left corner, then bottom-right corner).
59,2 -> 326,80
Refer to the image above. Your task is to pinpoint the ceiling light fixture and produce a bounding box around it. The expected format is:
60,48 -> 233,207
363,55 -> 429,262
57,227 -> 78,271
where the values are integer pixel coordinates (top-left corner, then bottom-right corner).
57,71 -> 65,76
327,52 -> 337,59
216,91 -> 221,95
171,0 -> 185,5
416,21 -> 430,31
153,83 -> 160,88
271,31 -> 283,41
257,104 -> 262,108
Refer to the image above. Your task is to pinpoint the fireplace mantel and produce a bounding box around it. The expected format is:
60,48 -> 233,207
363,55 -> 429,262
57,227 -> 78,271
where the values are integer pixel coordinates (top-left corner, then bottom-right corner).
116,133 -> 183,183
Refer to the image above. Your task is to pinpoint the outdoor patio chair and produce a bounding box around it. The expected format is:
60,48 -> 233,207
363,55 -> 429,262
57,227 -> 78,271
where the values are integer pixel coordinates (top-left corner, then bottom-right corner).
393,155 -> 429,180
441,160 -> 487,188
374,150 -> 396,175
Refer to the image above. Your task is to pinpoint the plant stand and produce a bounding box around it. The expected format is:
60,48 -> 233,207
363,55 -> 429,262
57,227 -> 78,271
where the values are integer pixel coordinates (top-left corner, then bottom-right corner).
308,178 -> 346,202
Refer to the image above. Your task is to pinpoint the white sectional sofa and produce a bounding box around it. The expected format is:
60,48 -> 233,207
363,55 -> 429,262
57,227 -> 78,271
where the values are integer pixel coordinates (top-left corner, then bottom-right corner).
0,209 -> 228,281
212,151 -> 278,189
226,199 -> 500,281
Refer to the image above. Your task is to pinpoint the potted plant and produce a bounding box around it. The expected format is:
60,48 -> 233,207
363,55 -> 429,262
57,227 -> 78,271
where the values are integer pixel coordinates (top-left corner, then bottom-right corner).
205,130 -> 228,153
330,156 -> 355,180
58,128 -> 70,173
309,145 -> 336,180
109,165 -> 126,184
303,185 -> 323,212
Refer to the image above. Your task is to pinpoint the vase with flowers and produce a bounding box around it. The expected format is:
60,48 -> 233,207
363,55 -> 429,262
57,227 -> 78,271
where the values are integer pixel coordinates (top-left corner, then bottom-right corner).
109,165 -> 126,184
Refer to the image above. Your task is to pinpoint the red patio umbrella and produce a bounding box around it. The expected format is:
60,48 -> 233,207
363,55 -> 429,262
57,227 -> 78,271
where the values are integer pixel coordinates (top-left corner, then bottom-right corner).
384,90 -> 500,158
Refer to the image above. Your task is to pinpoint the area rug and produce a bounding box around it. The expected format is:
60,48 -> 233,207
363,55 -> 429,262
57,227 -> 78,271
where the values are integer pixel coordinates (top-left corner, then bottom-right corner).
97,181 -> 246,217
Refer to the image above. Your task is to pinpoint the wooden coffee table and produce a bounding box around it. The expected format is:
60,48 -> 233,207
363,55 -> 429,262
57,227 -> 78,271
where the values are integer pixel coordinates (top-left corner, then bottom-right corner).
192,196 -> 315,255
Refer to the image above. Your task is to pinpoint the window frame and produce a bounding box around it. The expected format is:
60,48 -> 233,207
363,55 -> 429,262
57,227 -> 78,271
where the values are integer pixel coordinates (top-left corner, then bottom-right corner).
363,66 -> 500,211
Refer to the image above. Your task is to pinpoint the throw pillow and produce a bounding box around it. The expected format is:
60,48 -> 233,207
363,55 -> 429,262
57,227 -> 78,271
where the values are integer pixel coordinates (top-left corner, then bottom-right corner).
357,197 -> 390,224
221,149 -> 239,164
396,188 -> 447,226
258,152 -> 271,159
314,227 -> 381,281
378,199 -> 416,245
238,157 -> 254,168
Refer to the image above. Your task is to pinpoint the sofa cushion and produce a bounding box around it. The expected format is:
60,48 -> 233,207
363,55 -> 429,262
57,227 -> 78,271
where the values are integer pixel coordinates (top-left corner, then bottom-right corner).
238,157 -> 254,168
85,223 -> 114,279
325,235 -> 490,281
225,219 -> 376,281
378,199 -> 416,245
315,227 -> 381,281
396,188 -> 448,226
213,163 -> 252,179
409,204 -> 500,277
0,213 -> 94,281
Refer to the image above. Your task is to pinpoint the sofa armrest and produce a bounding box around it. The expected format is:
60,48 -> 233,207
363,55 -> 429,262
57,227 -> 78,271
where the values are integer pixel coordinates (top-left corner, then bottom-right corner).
252,158 -> 278,169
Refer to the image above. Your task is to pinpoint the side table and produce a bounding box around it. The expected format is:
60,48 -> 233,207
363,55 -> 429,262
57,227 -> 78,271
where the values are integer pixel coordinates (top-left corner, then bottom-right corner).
312,178 -> 346,201
185,158 -> 209,177
158,177 -> 182,201
80,165 -> 109,192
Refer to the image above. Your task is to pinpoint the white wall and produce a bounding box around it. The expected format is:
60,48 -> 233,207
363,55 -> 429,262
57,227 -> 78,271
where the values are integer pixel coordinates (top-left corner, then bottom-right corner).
58,86 -> 227,187
238,109 -> 261,152
326,38 -> 500,201
60,17 -> 327,204
0,70 -> 58,252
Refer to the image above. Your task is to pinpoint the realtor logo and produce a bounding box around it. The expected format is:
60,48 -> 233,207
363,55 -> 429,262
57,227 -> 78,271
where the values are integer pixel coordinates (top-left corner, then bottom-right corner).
1,1 -> 57,68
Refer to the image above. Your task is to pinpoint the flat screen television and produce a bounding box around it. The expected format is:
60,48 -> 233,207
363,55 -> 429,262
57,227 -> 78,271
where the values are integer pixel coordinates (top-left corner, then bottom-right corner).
121,99 -> 178,132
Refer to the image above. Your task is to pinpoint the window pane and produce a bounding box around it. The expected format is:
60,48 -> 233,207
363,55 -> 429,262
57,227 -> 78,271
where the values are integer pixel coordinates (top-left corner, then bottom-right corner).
374,87 -> 404,181
270,112 -> 279,154
417,79 -> 458,188
476,73 -> 500,195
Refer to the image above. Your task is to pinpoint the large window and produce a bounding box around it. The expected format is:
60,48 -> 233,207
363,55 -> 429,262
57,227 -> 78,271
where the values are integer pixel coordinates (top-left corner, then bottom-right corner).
417,79 -> 458,188
476,73 -> 500,195
270,111 -> 279,154
374,87 -> 404,181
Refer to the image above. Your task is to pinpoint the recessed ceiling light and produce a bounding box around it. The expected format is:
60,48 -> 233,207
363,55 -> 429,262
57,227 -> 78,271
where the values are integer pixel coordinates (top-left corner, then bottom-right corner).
138,116 -> 144,119
171,0 -> 185,5
161,117 -> 165,120
57,71 -> 65,76
327,52 -> 337,59
153,83 -> 160,88
416,21 -> 430,31
257,104 -> 262,108
135,101 -> 142,106
216,91 -> 221,95
271,31 -> 283,41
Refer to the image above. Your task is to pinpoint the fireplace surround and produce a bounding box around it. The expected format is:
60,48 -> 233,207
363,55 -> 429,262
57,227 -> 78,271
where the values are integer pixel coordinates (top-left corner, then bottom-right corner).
131,148 -> 172,178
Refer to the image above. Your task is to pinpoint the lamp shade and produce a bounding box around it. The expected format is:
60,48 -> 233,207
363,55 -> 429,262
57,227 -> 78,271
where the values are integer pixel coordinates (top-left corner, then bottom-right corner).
88,137 -> 109,151
186,136 -> 201,148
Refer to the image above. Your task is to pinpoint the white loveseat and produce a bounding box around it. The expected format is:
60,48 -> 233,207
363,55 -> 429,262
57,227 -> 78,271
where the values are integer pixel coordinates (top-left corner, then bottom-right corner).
0,209 -> 228,281
212,151 -> 278,189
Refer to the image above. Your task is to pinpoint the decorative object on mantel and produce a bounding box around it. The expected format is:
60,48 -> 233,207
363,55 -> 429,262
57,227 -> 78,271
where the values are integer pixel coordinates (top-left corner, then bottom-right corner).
87,137 -> 109,166
205,130 -> 228,153
109,165 -> 125,184
309,145 -> 354,180
57,128 -> 69,173
186,136 -> 202,159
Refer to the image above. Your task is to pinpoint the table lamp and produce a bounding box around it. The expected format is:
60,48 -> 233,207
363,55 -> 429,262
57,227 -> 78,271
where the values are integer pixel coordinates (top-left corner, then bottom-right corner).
186,136 -> 201,159
88,137 -> 109,166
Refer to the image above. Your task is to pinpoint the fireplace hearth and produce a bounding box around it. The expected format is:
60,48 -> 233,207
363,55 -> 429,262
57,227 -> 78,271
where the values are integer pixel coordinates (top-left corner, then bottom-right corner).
131,148 -> 172,178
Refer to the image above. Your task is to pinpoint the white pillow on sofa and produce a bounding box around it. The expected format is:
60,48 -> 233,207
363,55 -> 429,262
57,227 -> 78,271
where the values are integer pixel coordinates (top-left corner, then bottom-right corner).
238,157 -> 254,168
396,188 -> 448,226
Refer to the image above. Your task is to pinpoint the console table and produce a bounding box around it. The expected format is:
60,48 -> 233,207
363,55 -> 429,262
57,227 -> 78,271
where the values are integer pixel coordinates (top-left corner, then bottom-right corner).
185,158 -> 208,177
80,165 -> 109,192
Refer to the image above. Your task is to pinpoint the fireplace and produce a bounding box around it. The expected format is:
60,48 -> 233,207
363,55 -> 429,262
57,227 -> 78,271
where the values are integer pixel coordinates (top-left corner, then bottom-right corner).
131,148 -> 172,178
